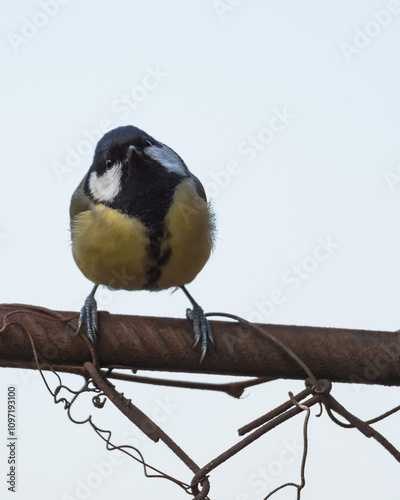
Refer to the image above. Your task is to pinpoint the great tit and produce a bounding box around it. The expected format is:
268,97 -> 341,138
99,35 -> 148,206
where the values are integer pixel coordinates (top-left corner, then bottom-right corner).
70,125 -> 215,360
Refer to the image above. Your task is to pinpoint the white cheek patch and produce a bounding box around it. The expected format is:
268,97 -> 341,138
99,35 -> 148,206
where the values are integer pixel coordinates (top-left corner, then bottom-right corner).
145,145 -> 187,175
89,162 -> 123,202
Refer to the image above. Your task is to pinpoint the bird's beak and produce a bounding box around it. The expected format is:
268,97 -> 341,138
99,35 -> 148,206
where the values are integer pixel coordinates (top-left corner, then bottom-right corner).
127,145 -> 137,161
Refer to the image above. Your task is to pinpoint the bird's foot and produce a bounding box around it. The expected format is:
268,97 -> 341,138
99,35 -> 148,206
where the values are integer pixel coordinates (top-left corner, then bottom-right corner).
186,303 -> 214,363
78,292 -> 98,346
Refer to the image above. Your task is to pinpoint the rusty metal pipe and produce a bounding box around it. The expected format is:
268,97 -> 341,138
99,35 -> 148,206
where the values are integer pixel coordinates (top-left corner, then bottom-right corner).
1,304 -> 400,386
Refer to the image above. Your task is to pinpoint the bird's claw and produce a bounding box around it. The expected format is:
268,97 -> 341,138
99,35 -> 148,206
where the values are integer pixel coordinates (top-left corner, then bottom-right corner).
78,294 -> 98,346
186,304 -> 214,363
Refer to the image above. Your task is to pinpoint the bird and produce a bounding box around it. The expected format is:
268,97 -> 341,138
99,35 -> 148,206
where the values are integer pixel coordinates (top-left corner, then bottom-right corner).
70,125 -> 215,361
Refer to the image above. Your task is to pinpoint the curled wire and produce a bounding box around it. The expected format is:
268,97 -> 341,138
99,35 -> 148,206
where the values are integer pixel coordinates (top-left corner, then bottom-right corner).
3,305 -> 400,499
263,392 -> 311,500
206,312 -> 321,391
0,308 -> 196,496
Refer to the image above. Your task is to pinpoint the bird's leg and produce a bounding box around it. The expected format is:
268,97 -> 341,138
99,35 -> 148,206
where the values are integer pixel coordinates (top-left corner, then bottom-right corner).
180,285 -> 214,362
78,284 -> 99,345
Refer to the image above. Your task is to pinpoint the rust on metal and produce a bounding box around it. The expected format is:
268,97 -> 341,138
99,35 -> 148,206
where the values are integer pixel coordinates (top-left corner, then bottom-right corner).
1,303 -> 400,386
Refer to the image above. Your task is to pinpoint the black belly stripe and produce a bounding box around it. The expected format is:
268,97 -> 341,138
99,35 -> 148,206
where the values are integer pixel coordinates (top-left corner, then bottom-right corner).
142,227 -> 172,289
143,266 -> 162,289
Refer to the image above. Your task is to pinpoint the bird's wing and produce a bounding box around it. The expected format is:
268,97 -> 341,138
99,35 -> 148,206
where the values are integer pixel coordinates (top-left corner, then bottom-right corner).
190,173 -> 216,244
190,174 -> 207,202
69,176 -> 93,223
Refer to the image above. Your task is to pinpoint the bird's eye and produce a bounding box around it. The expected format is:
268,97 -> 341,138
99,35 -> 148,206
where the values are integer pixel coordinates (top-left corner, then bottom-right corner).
105,159 -> 112,168
145,140 -> 152,146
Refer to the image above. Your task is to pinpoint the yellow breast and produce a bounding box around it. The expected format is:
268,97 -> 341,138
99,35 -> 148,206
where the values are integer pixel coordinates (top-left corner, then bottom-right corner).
71,204 -> 150,290
71,179 -> 213,291
157,180 -> 213,289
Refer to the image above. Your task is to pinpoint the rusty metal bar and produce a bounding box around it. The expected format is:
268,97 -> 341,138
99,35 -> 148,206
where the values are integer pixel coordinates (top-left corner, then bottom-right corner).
321,392 -> 400,462
105,372 -> 272,398
1,303 -> 400,386
84,361 -> 210,498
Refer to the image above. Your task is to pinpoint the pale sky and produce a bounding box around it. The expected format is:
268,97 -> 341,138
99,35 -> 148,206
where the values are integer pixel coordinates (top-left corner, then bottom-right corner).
1,1 -> 400,499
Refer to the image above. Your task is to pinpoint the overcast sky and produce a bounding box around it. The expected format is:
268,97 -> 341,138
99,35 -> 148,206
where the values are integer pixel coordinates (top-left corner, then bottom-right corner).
1,1 -> 400,499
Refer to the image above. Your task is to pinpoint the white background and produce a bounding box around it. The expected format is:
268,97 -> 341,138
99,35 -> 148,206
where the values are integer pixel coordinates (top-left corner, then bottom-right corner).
1,1 -> 400,499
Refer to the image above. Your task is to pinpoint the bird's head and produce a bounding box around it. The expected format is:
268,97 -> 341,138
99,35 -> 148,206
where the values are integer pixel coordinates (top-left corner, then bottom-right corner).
85,126 -> 189,208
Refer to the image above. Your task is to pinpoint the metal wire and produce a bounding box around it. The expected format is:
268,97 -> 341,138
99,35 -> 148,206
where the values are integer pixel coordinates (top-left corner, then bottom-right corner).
2,304 -> 400,499
2,303 -> 400,386
264,392 -> 311,500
